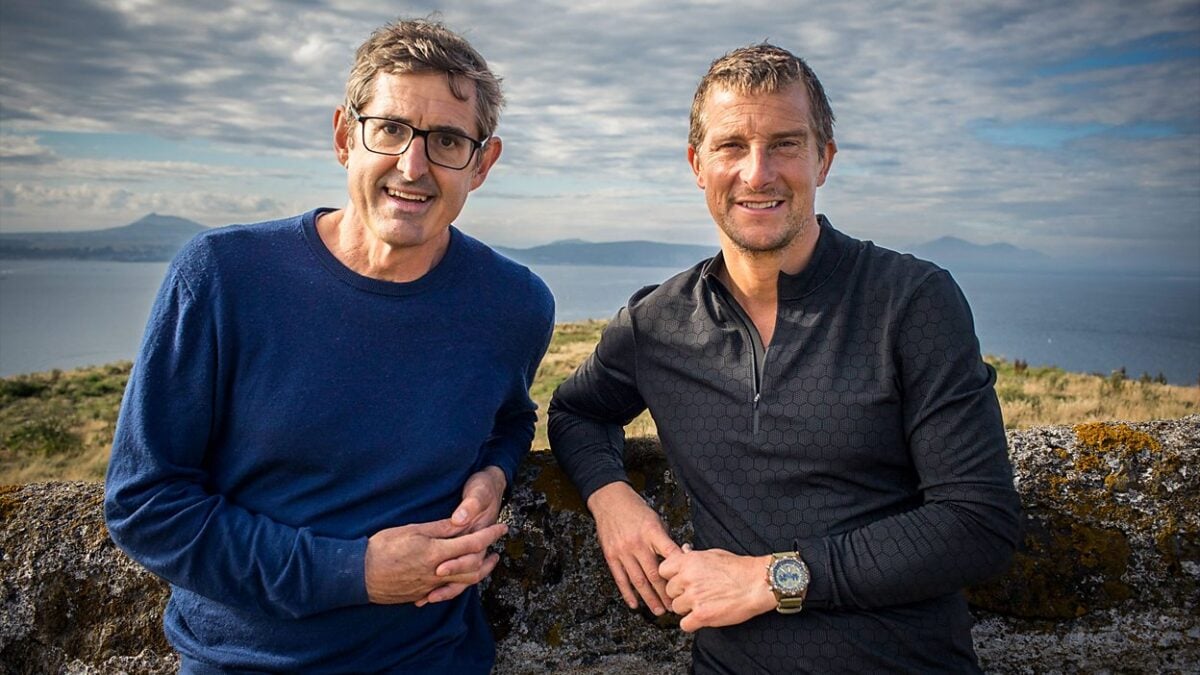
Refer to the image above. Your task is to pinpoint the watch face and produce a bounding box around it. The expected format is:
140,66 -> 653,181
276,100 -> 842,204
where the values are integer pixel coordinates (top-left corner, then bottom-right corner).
771,558 -> 810,594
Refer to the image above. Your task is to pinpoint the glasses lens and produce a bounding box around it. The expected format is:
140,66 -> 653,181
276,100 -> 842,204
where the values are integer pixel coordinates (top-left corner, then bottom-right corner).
364,119 -> 413,154
427,132 -> 475,169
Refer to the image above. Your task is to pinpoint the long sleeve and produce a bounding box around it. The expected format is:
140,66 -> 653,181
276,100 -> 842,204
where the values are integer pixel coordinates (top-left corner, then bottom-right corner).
549,306 -> 648,500
800,270 -> 1022,610
104,261 -> 367,620
478,278 -> 555,484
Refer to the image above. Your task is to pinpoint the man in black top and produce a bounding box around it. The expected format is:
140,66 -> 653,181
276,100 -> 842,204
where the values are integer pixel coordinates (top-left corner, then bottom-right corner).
548,44 -> 1021,673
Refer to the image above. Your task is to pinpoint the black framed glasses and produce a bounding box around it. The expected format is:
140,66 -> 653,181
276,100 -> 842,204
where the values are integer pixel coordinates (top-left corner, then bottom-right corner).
349,107 -> 486,170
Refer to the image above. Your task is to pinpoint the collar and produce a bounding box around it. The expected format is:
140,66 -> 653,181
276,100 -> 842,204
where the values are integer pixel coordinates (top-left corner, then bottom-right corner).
700,214 -> 849,301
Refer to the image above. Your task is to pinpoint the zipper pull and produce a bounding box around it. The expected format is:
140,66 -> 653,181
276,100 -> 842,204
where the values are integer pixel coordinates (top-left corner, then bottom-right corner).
753,392 -> 761,434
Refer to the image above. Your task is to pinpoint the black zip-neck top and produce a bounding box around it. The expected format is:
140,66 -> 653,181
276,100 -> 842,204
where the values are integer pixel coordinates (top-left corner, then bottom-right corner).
549,216 -> 1021,674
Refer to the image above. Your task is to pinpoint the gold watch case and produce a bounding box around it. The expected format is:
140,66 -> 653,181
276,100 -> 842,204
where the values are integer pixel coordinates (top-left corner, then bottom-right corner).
766,551 -> 810,614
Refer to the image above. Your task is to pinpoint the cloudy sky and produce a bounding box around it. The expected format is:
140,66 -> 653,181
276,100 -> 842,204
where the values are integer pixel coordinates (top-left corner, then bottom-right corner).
1,0 -> 1198,271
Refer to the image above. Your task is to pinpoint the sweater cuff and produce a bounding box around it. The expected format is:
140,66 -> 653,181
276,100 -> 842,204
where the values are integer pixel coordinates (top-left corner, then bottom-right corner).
309,534 -> 371,610
796,536 -> 833,610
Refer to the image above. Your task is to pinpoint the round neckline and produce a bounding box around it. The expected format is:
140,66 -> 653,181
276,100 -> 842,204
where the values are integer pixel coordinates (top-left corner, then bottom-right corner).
301,208 -> 464,297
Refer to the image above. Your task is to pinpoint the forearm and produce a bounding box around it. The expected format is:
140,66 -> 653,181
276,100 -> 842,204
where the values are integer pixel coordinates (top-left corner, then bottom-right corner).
105,465 -> 368,618
548,398 -> 631,500
800,487 -> 1019,610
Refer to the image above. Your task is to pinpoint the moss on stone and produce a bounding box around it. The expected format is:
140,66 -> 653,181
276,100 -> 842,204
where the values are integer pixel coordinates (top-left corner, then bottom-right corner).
1073,422 -> 1161,453
530,462 -> 587,514
968,514 -> 1132,620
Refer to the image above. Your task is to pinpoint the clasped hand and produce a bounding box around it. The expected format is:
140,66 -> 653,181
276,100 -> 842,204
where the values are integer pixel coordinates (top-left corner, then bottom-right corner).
587,482 -> 775,631
365,466 -> 508,606
659,546 -> 775,632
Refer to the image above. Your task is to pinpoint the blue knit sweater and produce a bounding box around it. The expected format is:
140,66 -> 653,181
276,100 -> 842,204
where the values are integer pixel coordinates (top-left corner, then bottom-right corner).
104,209 -> 554,673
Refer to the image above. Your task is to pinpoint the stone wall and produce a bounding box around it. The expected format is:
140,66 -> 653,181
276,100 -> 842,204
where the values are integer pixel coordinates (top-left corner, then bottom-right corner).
2,417 -> 1197,674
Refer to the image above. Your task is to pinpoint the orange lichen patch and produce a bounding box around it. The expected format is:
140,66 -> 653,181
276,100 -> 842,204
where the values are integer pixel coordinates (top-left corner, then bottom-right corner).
1073,422 -> 1161,454
0,484 -> 19,522
967,515 -> 1133,620
530,465 -> 587,514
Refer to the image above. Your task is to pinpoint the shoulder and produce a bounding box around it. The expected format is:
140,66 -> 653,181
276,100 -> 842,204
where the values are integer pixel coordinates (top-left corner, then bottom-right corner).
172,212 -> 308,279
843,233 -> 955,301
455,229 -> 555,324
624,258 -> 710,317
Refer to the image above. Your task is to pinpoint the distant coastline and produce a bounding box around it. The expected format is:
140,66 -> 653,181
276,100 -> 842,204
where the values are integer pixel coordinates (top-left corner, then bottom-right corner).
1,212 -> 1075,272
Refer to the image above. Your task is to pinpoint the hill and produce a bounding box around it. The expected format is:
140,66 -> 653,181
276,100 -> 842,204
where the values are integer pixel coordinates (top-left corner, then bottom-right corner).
0,214 -> 209,261
908,236 -> 1051,272
497,239 -> 716,268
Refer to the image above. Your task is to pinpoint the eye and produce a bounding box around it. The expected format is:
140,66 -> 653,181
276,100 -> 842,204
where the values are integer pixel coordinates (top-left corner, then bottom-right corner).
378,122 -> 406,137
435,133 -> 467,149
774,139 -> 805,156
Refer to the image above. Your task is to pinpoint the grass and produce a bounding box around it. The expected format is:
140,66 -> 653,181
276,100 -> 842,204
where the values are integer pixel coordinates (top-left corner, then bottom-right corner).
3,322 -> 1197,484
1,362 -> 130,483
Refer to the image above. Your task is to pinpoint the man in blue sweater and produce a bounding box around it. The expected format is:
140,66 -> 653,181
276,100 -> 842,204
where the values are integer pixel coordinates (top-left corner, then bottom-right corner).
104,18 -> 554,673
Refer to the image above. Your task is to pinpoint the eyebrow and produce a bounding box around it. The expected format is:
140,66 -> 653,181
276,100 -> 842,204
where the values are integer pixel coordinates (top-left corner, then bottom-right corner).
365,112 -> 478,139
710,127 -> 810,143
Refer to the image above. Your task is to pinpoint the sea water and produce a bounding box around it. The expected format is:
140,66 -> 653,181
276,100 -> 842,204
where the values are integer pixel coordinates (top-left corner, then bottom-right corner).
1,259 -> 1197,384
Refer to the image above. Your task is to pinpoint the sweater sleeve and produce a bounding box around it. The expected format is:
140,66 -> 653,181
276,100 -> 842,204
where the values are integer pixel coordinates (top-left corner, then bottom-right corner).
103,260 -> 368,620
477,278 -> 556,485
549,306 -> 648,501
800,270 -> 1022,609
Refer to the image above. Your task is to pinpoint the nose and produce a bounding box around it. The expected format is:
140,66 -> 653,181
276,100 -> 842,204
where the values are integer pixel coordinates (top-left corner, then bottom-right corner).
395,135 -> 430,180
740,145 -> 777,191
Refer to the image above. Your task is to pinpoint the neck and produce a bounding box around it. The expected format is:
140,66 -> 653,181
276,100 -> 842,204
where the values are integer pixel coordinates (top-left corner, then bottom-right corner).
316,208 -> 449,283
716,218 -> 821,348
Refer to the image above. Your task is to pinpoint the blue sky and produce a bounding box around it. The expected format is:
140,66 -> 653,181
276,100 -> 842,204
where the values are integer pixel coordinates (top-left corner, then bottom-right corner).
1,0 -> 1198,272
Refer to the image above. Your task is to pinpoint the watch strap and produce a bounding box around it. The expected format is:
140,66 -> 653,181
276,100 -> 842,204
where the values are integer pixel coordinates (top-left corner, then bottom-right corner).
768,551 -> 809,615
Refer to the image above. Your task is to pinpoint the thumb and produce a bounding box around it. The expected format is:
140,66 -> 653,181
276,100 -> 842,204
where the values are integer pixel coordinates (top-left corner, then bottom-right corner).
413,517 -> 468,539
653,532 -> 684,558
452,494 -> 481,527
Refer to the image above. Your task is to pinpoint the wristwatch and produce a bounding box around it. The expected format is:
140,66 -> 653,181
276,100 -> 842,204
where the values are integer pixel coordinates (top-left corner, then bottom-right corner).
766,550 -> 810,614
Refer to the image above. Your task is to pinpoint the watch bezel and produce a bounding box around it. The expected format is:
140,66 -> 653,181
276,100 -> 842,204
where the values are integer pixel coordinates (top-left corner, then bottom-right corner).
766,551 -> 810,614
769,556 -> 810,594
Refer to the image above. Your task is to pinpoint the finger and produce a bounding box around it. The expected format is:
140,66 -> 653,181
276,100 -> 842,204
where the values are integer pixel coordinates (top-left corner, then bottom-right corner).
604,554 -> 640,610
410,517 -> 470,540
637,548 -> 675,610
436,523 -> 508,559
625,554 -> 668,615
650,529 -> 684,559
436,551 -> 502,586
664,575 -> 683,600
435,550 -> 486,577
671,589 -> 692,616
421,582 -> 470,605
659,551 -> 683,579
451,494 -> 477,526
424,550 -> 501,604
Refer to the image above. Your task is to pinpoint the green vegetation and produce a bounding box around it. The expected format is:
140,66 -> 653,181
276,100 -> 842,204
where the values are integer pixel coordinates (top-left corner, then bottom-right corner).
1,362 -> 130,483
3,322 -> 1198,485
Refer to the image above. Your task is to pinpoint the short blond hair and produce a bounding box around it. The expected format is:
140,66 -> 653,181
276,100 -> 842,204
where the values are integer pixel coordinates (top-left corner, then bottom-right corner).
689,44 -> 835,159
343,18 -> 504,139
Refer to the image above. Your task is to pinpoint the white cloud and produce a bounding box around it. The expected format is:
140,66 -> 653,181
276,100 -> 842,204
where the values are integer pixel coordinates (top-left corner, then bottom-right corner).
0,0 -> 1196,268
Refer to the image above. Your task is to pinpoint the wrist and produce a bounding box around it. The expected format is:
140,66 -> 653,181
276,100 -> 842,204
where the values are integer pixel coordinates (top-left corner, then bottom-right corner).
752,554 -> 777,615
586,481 -> 636,515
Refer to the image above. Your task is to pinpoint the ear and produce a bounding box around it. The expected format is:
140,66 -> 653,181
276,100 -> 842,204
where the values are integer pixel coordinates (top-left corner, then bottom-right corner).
815,139 -> 837,187
333,106 -> 352,168
469,136 -> 503,191
688,146 -> 705,189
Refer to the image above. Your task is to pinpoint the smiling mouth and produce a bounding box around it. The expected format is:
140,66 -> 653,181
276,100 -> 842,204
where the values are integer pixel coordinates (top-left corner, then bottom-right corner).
386,187 -> 431,203
738,200 -> 782,210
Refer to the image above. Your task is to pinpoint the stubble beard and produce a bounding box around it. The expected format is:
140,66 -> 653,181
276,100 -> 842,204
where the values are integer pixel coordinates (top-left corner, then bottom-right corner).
718,205 -> 810,258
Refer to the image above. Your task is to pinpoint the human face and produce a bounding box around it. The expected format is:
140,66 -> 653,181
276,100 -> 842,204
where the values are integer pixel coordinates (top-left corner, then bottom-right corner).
688,83 -> 835,257
334,71 -> 501,256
